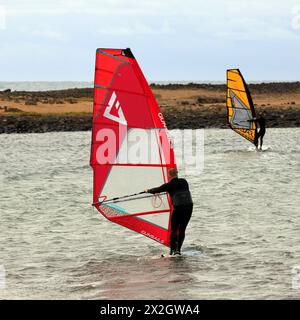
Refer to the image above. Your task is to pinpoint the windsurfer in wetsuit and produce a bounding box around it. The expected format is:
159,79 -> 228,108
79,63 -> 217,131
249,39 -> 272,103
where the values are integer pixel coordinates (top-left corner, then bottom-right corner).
145,169 -> 193,255
248,111 -> 266,150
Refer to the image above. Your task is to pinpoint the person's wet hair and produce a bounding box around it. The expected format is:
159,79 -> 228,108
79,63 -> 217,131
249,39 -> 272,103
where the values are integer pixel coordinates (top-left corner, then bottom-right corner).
168,168 -> 178,178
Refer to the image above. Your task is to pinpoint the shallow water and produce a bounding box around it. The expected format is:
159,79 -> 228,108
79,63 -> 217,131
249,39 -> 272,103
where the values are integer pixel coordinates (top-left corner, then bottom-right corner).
0,128 -> 299,299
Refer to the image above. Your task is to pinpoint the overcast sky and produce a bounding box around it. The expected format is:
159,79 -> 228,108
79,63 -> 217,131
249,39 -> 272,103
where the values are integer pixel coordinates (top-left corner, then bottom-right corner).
0,0 -> 300,81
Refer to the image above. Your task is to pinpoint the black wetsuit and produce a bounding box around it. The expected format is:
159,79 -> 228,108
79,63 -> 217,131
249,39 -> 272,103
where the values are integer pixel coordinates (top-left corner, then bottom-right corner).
254,116 -> 266,148
148,178 -> 193,253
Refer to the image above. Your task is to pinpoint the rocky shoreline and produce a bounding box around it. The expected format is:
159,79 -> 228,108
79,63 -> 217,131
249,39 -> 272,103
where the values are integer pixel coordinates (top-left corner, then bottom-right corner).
0,107 -> 299,134
1,83 -> 300,133
0,114 -> 92,134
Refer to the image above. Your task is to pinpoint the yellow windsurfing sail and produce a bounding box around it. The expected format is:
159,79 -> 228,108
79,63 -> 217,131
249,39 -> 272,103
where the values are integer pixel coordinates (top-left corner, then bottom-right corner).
226,69 -> 257,144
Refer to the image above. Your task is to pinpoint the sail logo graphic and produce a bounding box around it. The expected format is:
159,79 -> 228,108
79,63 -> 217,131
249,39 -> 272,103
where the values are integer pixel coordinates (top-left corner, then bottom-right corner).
103,91 -> 127,125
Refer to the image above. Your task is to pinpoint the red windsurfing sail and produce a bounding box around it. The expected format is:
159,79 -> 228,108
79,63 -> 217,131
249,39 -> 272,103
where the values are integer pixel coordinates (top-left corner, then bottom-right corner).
90,48 -> 176,247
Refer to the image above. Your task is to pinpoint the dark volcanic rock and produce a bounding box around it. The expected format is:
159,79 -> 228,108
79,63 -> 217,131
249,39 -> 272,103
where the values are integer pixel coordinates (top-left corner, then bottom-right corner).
1,105 -> 300,134
2,89 -> 11,93
0,115 -> 92,134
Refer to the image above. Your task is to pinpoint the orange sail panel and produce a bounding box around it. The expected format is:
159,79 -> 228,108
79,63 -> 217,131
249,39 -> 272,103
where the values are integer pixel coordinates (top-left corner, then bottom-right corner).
90,48 -> 176,247
226,69 -> 257,144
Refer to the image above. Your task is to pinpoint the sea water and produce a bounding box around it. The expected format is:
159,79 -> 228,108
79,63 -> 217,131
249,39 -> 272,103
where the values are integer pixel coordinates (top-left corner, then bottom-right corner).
0,128 -> 299,299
